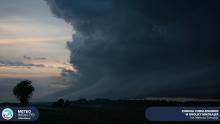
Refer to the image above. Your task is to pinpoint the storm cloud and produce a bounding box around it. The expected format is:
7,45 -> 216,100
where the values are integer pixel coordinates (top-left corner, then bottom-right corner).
45,0 -> 220,99
0,60 -> 45,68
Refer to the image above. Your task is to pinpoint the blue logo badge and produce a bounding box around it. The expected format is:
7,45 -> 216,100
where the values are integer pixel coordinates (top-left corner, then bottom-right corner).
2,108 -> 14,120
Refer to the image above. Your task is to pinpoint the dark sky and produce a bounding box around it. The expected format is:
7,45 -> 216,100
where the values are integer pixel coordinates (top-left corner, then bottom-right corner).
45,0 -> 220,100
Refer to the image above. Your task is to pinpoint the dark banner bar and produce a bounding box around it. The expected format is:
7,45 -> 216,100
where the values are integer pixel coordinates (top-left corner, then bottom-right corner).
145,107 -> 219,121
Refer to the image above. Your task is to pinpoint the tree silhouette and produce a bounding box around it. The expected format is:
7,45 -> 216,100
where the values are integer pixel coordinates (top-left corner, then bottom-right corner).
65,100 -> 71,106
53,98 -> 65,107
13,80 -> 34,106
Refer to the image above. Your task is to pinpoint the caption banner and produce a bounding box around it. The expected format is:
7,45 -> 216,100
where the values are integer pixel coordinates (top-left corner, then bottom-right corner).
145,107 -> 219,121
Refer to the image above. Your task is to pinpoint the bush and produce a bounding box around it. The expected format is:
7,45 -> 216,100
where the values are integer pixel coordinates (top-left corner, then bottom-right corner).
65,100 -> 71,106
53,98 -> 65,107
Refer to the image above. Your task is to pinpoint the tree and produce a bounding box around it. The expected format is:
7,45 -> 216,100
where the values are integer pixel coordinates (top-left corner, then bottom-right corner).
13,80 -> 34,106
57,98 -> 65,106
53,98 -> 65,107
65,100 -> 71,106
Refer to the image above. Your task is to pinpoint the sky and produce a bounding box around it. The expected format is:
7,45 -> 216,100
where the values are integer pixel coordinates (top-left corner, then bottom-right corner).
0,0 -> 73,102
45,0 -> 220,100
0,0 -> 220,102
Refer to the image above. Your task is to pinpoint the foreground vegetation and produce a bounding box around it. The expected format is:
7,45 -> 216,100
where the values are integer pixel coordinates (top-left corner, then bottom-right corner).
37,99 -> 219,124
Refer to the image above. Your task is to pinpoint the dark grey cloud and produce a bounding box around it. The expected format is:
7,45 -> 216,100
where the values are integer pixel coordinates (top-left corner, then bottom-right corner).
45,0 -> 220,99
0,60 -> 45,68
23,55 -> 47,60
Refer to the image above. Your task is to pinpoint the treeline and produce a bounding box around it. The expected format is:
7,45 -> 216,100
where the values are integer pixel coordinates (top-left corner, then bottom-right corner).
51,98 -> 220,108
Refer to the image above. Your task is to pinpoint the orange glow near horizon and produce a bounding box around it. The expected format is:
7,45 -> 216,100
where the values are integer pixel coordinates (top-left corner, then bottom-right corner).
0,37 -> 71,46
0,60 -> 76,78
0,0 -> 75,101
0,13 -> 74,79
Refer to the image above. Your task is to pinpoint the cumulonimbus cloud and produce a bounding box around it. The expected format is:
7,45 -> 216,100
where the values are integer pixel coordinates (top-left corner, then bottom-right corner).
45,0 -> 220,99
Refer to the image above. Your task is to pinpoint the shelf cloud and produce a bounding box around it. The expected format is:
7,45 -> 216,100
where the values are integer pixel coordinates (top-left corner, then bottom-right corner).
45,0 -> 220,99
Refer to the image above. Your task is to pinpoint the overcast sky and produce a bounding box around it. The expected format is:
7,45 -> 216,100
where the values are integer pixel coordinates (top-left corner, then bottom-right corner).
46,0 -> 220,100
0,0 -> 220,102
